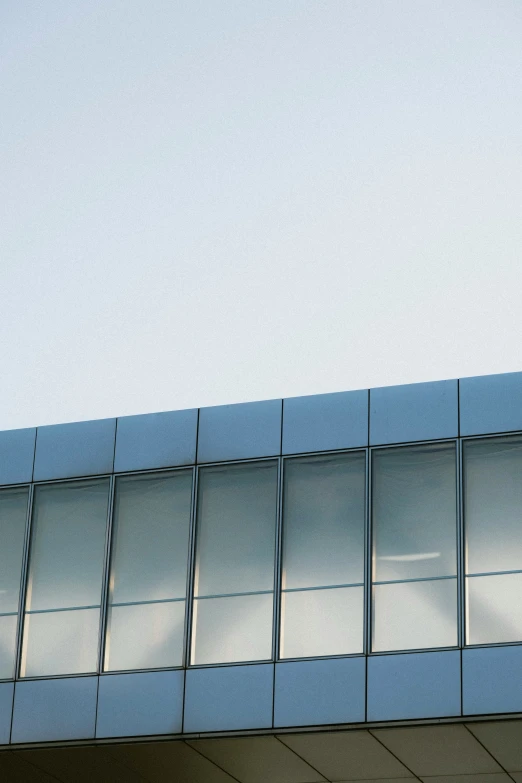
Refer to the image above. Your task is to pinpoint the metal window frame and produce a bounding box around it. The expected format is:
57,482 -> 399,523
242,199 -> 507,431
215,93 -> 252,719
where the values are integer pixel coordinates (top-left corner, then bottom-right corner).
17,474 -> 113,682
101,464 -> 195,675
368,438 -> 460,655
188,457 -> 280,669
2,427 -> 522,682
278,447 -> 368,663
461,431 -> 522,649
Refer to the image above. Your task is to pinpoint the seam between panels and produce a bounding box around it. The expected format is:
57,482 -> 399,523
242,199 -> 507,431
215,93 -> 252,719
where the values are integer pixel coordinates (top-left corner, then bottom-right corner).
365,653 -> 369,724
11,751 -> 66,783
7,679 -> 15,746
271,662 -> 276,730
93,675 -> 101,742
463,723 -> 513,776
195,407 -> 201,465
368,729 -> 422,781
460,648 -> 464,718
367,388 -> 371,447
184,740 -> 244,783
274,734 -> 333,783
279,398 -> 284,456
457,378 -> 461,439
31,428 -> 38,482
181,668 -> 187,735
111,418 -> 118,474
101,743 -> 155,783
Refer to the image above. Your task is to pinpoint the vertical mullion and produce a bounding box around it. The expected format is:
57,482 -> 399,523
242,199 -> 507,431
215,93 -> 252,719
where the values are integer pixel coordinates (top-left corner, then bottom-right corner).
98,474 -> 116,674
185,465 -> 199,668
14,483 -> 34,680
273,456 -> 284,662
458,439 -> 467,648
365,448 -> 373,655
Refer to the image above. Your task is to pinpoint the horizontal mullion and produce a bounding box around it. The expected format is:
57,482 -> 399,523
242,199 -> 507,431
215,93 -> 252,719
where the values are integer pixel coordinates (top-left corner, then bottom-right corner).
0,611 -> 18,618
466,569 -> 522,578
195,590 -> 273,600
282,582 -> 363,593
110,597 -> 185,608
26,605 -> 100,615
373,574 -> 457,586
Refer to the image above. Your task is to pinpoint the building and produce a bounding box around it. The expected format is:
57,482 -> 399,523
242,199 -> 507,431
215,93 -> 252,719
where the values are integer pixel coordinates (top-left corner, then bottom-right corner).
0,371 -> 522,781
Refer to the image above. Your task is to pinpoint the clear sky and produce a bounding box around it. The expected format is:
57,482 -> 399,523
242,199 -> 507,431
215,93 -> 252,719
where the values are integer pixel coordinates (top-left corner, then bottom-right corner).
1,1 -> 521,429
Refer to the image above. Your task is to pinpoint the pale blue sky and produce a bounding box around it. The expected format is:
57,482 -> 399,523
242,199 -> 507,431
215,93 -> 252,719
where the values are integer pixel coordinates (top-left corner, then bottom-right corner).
1,1 -> 521,429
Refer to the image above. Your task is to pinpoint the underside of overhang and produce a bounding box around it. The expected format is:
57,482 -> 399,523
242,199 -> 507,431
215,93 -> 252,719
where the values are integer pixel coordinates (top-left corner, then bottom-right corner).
2,719 -> 522,782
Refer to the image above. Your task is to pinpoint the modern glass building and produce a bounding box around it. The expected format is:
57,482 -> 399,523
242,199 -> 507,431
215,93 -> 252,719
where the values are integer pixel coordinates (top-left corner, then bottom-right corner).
1,371 -> 522,781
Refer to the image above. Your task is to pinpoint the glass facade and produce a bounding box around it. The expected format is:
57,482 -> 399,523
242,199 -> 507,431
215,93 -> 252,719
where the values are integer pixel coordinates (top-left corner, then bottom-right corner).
191,461 -> 278,664
280,452 -> 365,658
0,431 -> 519,680
105,470 -> 193,671
0,487 -> 29,679
464,435 -> 522,644
371,443 -> 458,651
21,479 -> 110,677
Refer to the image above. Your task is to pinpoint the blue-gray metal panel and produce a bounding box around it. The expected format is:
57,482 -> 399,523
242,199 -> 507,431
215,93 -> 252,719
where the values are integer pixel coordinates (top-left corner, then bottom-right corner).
274,657 -> 365,728
460,372 -> 522,436
96,670 -> 184,738
33,419 -> 116,481
0,428 -> 35,486
463,645 -> 522,716
0,683 -> 14,745
370,380 -> 458,445
183,664 -> 274,733
367,650 -> 461,721
197,400 -> 282,463
282,390 -> 368,454
114,409 -> 198,472
11,677 -> 98,743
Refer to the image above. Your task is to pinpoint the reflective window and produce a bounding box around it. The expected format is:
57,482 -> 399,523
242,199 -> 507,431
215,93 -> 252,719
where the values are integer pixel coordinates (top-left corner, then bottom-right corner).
373,579 -> 457,651
21,479 -> 110,677
105,471 -> 192,671
281,586 -> 364,658
280,452 -> 365,658
464,436 -> 522,644
192,593 -> 273,664
467,572 -> 522,645
0,487 -> 29,679
372,443 -> 458,651
191,461 -> 277,665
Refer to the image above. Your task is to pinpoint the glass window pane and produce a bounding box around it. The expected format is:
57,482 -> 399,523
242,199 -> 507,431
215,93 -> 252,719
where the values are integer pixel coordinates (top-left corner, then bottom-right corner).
467,573 -> 522,645
105,601 -> 185,671
282,453 -> 365,590
0,615 -> 18,679
372,578 -> 457,652
110,471 -> 192,604
0,487 -> 29,613
21,609 -> 100,677
194,462 -> 277,596
191,594 -> 273,665
373,443 -> 457,581
280,586 -> 363,659
464,437 -> 522,575
27,480 -> 110,610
